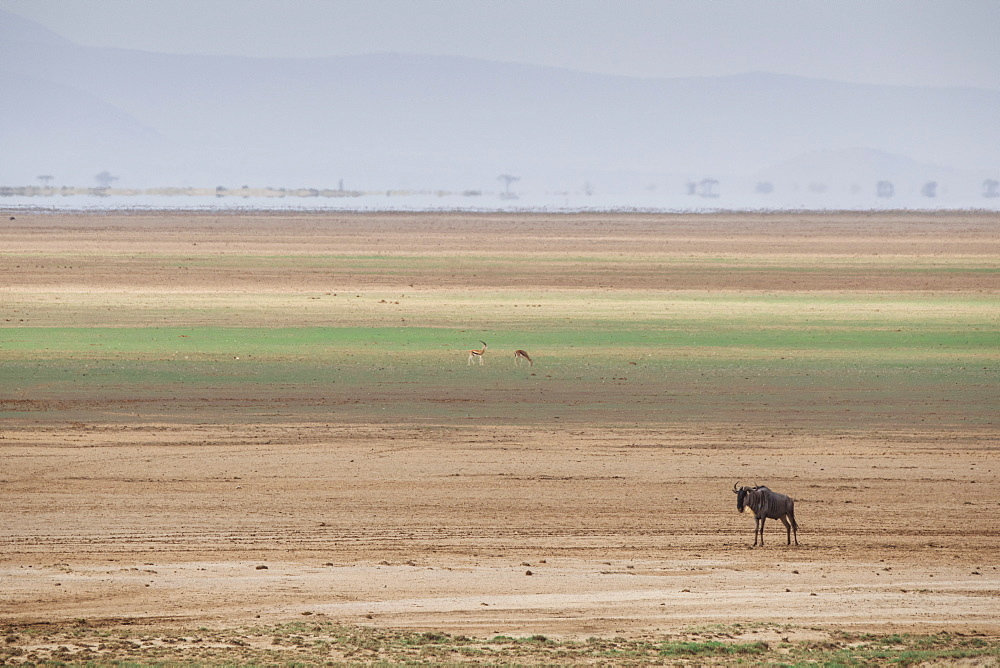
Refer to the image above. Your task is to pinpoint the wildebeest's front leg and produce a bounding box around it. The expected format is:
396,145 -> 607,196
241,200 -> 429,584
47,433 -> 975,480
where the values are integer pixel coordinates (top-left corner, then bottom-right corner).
754,516 -> 765,547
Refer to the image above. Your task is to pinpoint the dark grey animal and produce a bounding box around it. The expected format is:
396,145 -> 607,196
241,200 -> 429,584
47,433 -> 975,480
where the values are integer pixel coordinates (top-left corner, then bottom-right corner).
733,482 -> 799,547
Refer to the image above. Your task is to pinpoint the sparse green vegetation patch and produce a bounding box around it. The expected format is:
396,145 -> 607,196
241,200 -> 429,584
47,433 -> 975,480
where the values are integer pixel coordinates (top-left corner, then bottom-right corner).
0,312 -> 995,427
2,621 -> 998,666
3,213 -> 997,428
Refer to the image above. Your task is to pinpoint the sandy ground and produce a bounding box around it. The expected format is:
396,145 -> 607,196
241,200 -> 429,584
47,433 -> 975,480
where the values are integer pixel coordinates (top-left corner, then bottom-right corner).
2,424 -> 998,639
1,211 -> 998,642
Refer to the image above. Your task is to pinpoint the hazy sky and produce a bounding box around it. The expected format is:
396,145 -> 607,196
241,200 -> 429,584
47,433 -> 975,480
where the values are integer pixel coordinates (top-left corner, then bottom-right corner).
3,0 -> 999,89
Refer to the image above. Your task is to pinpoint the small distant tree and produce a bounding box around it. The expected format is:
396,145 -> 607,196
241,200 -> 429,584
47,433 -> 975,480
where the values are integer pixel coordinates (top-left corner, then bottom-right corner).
983,179 -> 999,198
876,181 -> 894,198
921,181 -> 938,198
37,175 -> 54,187
497,173 -> 520,198
95,171 -> 118,188
755,182 -> 774,194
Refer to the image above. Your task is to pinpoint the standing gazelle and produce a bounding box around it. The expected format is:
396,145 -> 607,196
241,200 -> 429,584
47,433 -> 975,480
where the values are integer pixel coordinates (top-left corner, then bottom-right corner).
468,341 -> 488,365
514,349 -> 533,366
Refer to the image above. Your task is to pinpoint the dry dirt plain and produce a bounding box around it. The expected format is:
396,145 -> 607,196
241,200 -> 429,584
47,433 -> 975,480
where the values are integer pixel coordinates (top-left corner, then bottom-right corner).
1,210 -> 998,663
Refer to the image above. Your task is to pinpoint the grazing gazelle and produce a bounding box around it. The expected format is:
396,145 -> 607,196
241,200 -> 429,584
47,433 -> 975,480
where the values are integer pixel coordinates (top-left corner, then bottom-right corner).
467,341 -> 488,365
514,349 -> 533,366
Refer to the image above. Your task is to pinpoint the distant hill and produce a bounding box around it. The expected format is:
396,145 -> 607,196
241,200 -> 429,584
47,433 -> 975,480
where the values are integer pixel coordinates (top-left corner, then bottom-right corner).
1,8 -> 998,200
0,68 -> 167,184
757,148 -> 960,190
0,7 -> 73,46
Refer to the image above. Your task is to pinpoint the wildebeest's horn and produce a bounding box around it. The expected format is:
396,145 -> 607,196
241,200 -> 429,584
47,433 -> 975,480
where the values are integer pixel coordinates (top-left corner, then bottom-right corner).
732,481 -> 739,493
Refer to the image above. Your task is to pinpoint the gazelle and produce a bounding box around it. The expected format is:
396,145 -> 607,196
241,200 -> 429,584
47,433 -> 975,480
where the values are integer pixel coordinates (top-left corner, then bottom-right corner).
514,349 -> 533,366
468,341 -> 488,365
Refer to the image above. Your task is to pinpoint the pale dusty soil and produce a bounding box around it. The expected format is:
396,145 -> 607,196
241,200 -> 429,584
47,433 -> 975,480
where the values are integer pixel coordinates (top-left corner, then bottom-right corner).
2,425 -> 999,639
3,210 -> 999,294
1,211 -> 998,641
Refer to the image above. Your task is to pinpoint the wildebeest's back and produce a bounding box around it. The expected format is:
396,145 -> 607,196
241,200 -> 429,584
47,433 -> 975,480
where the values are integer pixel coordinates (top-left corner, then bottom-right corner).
750,487 -> 794,519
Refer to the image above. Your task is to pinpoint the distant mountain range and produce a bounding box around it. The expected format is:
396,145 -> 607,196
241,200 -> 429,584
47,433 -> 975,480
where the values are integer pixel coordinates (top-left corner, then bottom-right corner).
2,8 -> 998,200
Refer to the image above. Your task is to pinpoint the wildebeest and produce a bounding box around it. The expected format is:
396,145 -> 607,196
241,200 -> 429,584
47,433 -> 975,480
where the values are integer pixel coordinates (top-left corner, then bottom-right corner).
733,482 -> 799,547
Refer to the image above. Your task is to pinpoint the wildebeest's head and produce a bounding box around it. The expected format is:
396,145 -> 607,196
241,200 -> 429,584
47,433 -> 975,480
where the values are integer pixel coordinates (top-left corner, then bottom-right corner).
733,482 -> 750,513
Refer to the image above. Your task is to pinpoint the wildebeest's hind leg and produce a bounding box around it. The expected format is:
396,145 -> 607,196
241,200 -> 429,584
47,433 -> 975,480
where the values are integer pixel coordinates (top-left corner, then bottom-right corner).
779,515 -> 792,545
788,508 -> 799,545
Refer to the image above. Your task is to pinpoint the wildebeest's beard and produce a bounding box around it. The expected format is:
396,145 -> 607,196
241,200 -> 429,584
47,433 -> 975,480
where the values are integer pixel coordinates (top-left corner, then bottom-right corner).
736,488 -> 748,513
